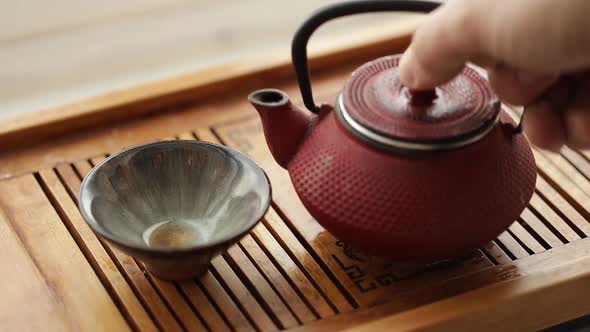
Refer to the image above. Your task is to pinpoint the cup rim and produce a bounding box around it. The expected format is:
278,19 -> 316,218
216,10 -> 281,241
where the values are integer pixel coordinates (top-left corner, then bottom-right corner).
78,139 -> 272,256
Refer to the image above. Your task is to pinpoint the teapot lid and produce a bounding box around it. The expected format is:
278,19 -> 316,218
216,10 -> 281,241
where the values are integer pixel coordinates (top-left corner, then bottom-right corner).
337,55 -> 500,152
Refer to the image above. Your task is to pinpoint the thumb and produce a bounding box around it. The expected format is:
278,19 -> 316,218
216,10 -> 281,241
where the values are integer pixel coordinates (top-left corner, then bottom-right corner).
399,1 -> 483,89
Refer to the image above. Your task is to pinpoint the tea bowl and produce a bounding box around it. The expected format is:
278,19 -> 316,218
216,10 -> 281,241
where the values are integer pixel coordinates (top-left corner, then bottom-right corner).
78,140 -> 271,280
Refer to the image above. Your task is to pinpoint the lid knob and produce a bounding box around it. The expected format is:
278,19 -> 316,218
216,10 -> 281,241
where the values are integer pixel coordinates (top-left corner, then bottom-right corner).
408,88 -> 437,106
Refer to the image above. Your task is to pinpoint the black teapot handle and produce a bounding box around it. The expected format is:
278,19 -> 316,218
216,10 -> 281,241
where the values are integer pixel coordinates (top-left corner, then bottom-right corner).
292,0 -> 442,113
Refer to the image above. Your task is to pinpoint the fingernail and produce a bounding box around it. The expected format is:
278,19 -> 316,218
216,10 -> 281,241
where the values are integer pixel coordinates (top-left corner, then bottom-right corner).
399,48 -> 418,88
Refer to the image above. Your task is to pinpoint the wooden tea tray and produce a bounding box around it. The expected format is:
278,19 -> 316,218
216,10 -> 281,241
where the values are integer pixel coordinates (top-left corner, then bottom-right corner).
2,22 -> 590,331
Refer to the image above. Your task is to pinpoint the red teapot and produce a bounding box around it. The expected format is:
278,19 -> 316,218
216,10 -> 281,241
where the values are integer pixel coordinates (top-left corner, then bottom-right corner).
247,0 -> 536,261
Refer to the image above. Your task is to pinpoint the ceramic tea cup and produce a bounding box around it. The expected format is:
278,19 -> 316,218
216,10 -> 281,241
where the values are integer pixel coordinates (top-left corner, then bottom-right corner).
78,140 -> 271,280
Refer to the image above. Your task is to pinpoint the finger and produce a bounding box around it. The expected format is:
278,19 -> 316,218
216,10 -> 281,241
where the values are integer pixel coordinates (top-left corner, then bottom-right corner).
522,100 -> 566,152
399,0 -> 483,89
485,0 -> 590,73
487,64 -> 558,105
399,0 -> 590,90
545,75 -> 576,111
521,77 -> 574,151
564,79 -> 590,149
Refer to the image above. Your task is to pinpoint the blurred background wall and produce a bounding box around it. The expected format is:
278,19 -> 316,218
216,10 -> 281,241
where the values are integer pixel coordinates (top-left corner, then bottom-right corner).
0,0 -> 422,118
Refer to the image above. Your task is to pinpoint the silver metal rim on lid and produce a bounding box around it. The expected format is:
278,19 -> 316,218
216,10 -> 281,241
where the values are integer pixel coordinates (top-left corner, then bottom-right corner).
335,93 -> 501,153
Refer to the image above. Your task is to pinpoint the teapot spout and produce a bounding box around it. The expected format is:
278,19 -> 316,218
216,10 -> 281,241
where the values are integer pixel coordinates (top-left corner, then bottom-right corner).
248,89 -> 313,168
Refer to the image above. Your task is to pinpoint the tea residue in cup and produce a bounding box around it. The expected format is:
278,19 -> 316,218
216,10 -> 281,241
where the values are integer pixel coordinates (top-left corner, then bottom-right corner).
143,218 -> 213,249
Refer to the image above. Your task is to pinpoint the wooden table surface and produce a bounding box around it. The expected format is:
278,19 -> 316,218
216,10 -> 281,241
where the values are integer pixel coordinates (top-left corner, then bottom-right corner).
1,21 -> 590,332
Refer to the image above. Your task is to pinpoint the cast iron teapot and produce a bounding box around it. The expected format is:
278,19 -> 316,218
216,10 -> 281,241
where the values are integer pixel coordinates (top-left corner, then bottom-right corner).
247,0 -> 536,261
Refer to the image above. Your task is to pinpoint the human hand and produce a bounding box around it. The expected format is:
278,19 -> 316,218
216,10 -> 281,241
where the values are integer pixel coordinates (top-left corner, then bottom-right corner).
398,0 -> 590,151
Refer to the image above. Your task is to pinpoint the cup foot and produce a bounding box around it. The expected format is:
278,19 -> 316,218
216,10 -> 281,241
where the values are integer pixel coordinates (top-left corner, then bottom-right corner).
144,262 -> 209,281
